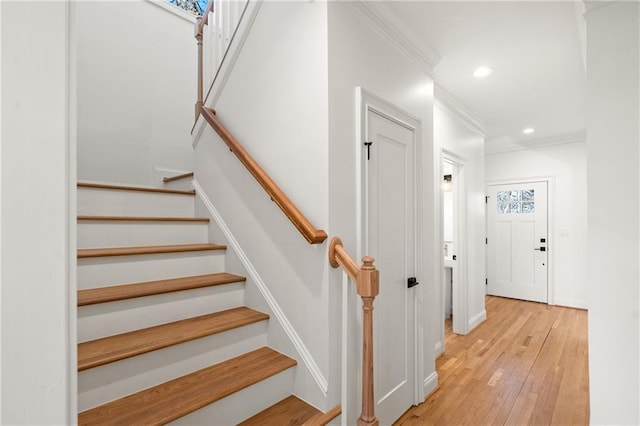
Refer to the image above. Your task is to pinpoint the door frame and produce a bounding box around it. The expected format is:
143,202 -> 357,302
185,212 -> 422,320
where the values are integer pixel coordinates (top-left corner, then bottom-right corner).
439,151 -> 469,342
485,176 -> 555,305
355,87 -> 424,405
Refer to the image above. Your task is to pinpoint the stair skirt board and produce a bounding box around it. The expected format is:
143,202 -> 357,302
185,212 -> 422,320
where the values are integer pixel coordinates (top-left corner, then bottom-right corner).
192,179 -> 330,400
78,282 -> 245,342
78,189 -> 195,218
77,251 -> 226,289
77,221 -> 209,249
78,321 -> 269,411
171,368 -> 296,426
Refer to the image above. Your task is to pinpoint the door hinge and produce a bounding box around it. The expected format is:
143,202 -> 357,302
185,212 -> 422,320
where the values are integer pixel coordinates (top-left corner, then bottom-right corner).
485,237 -> 488,244
485,196 -> 489,204
407,277 -> 419,288
485,278 -> 488,285
364,142 -> 373,160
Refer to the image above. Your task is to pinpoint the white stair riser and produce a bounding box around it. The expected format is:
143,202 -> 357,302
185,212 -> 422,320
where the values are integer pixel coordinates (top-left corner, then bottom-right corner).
78,323 -> 269,411
78,221 -> 209,249
170,368 -> 295,426
78,251 -> 225,289
78,283 -> 245,342
78,188 -> 195,217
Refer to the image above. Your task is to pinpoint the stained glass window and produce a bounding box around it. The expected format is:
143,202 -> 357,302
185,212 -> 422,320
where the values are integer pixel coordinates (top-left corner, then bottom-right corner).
497,190 -> 535,214
165,0 -> 209,16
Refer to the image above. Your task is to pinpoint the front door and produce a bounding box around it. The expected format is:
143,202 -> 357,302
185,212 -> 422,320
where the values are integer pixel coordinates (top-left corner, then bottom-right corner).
486,182 -> 548,303
366,108 -> 416,424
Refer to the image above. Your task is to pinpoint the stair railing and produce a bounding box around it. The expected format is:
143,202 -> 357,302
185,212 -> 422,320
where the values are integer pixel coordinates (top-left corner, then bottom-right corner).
199,108 -> 328,244
328,237 -> 380,426
194,0 -> 213,118
194,0 -> 248,120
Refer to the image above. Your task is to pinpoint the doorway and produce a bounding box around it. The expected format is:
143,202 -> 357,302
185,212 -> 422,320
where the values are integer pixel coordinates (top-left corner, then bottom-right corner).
486,181 -> 549,303
442,161 -> 455,333
358,87 -> 421,425
440,152 -> 468,341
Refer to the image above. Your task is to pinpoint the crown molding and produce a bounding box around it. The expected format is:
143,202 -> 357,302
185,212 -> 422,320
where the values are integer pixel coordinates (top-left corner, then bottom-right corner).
344,1 -> 441,77
485,131 -> 586,156
434,85 -> 486,138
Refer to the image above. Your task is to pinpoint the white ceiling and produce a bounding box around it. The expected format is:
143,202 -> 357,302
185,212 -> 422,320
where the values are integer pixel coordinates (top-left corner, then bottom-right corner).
380,1 -> 587,147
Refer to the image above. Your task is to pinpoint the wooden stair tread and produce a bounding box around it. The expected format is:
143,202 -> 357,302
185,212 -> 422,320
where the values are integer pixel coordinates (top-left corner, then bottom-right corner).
78,243 -> 225,258
78,182 -> 195,195
78,347 -> 297,426
163,171 -> 194,183
78,307 -> 268,371
238,396 -> 321,426
78,215 -> 209,222
78,273 -> 245,306
301,405 -> 342,426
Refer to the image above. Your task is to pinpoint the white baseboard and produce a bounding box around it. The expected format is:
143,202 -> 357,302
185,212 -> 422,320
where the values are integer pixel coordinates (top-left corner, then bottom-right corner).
192,179 -> 328,395
423,371 -> 438,399
468,309 -> 487,332
554,298 -> 588,310
434,341 -> 443,358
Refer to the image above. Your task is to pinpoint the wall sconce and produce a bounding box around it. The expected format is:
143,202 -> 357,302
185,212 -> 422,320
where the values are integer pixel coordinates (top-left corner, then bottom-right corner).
442,174 -> 453,192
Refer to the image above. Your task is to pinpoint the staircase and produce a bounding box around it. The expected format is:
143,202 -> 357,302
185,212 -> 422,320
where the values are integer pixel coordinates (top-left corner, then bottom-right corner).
76,180 -> 334,425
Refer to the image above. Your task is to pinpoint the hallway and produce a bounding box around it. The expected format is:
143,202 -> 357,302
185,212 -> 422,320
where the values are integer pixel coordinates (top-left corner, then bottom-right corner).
396,296 -> 589,425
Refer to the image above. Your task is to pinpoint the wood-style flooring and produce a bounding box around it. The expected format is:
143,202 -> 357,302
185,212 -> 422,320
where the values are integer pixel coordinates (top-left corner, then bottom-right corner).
395,296 -> 589,426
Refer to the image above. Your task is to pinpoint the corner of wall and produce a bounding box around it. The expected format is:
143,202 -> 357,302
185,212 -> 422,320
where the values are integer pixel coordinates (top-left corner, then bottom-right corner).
468,309 -> 487,333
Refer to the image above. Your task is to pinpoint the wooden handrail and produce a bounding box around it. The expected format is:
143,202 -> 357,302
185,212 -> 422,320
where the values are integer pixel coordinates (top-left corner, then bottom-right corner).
201,107 -> 328,244
329,238 -> 359,282
328,237 -> 380,426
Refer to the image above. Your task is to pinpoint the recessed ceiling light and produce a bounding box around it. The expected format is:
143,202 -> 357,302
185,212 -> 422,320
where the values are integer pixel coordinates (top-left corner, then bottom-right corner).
523,128 -> 535,135
473,66 -> 494,78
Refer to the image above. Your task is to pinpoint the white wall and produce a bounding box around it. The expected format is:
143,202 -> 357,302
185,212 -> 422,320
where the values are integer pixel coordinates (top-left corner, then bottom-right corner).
76,1 -> 196,186
485,142 -> 588,309
327,1 -> 436,413
434,103 -> 485,342
585,2 -> 639,423
1,1 -> 72,423
192,0 -> 331,409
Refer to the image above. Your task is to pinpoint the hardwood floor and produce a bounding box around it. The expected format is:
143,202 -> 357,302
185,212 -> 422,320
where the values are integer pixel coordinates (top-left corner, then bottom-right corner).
395,296 -> 589,426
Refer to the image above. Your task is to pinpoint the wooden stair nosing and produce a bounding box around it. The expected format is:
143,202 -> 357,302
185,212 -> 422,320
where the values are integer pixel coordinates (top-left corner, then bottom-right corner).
78,273 -> 245,306
162,171 -> 194,183
238,395 -> 322,426
77,182 -> 195,196
78,215 -> 209,222
301,405 -> 342,426
78,347 -> 297,426
77,243 -> 226,258
78,307 -> 268,371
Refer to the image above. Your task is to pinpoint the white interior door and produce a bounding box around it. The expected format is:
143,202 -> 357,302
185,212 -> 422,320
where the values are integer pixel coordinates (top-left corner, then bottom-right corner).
366,109 -> 416,425
487,182 -> 548,303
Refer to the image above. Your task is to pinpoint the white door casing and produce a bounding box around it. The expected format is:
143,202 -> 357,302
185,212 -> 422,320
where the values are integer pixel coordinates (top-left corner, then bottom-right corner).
365,106 -> 416,425
487,181 -> 548,303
